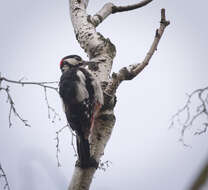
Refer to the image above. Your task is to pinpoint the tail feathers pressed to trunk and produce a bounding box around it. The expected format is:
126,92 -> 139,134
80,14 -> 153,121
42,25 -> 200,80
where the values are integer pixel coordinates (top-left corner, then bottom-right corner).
76,135 -> 98,169
76,135 -> 90,168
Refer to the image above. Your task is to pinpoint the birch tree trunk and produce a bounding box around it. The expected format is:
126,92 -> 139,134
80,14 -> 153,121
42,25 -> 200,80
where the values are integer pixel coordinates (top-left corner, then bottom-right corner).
68,1 -> 116,189
68,1 -> 169,189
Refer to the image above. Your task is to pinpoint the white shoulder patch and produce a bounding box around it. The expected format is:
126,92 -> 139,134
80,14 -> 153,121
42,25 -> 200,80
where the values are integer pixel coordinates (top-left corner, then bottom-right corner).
87,70 -> 104,105
75,70 -> 89,102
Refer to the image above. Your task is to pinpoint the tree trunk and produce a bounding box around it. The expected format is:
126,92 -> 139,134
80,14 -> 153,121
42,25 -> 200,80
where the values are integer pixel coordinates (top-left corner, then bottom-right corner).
68,1 -> 169,189
68,1 -> 116,189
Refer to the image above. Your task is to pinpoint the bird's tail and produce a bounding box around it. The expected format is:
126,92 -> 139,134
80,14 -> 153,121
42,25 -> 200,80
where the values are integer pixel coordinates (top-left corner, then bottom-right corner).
76,135 -> 91,168
76,135 -> 98,169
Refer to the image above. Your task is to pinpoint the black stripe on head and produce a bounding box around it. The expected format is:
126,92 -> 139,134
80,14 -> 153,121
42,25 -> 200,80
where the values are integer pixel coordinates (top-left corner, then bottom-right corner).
60,55 -> 82,69
63,55 -> 82,61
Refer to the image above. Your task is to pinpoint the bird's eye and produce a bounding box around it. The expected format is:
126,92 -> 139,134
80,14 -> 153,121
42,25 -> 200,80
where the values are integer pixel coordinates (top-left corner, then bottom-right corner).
62,61 -> 68,65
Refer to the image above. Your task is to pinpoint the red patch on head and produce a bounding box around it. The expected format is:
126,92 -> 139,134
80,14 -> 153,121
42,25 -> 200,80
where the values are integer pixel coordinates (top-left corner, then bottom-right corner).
60,58 -> 64,68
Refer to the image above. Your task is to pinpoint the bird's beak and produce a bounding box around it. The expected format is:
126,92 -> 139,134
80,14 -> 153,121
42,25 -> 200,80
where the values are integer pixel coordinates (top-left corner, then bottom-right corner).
82,60 -> 99,65
82,60 -> 91,65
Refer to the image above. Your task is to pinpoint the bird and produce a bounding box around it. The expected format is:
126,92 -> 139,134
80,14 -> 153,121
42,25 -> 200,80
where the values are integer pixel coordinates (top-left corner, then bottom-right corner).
59,55 -> 103,168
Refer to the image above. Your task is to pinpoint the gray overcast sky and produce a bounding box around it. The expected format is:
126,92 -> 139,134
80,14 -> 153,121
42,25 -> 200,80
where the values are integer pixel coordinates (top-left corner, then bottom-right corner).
1,0 -> 208,190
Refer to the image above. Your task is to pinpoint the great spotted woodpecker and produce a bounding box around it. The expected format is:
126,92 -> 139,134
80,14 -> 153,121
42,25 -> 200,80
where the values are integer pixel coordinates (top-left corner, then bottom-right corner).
59,55 -> 103,168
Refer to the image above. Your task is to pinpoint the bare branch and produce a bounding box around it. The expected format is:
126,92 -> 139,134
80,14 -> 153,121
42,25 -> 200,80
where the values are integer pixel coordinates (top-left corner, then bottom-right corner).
132,8 -> 170,74
105,9 -> 170,96
194,123 -> 208,136
0,86 -> 31,127
0,75 -> 60,126
43,87 -> 61,123
69,128 -> 78,157
0,163 -> 11,190
54,125 -> 77,167
0,76 -> 58,91
54,125 -> 68,167
89,0 -> 153,27
170,86 -> 208,141
112,0 -> 153,13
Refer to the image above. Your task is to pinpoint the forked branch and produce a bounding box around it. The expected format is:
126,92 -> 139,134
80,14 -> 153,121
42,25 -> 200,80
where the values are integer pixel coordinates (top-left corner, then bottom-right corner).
0,75 -> 60,126
170,86 -> 208,141
0,86 -> 31,127
105,8 -> 170,96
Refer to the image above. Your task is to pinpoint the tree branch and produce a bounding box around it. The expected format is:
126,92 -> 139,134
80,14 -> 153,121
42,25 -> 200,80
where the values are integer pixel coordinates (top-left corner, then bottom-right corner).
54,125 -> 70,167
112,0 -> 153,13
89,0 -> 153,27
69,2 -> 168,190
170,86 -> 208,141
43,87 -> 61,122
0,86 -> 31,127
0,163 -> 10,190
0,76 -> 58,91
105,8 -> 170,96
0,75 -> 60,126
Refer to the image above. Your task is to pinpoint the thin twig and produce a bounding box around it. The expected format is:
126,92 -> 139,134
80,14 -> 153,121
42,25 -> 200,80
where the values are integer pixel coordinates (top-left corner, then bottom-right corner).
0,86 -> 30,127
170,86 -> 208,140
54,125 -> 69,167
0,75 -> 60,127
54,125 -> 77,167
194,123 -> 208,136
69,127 -> 77,157
43,87 -> 61,123
0,163 -> 11,190
0,77 -> 58,91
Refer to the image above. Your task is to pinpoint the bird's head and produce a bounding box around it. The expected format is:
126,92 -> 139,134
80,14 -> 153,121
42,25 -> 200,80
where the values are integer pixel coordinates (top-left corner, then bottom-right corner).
60,55 -> 83,73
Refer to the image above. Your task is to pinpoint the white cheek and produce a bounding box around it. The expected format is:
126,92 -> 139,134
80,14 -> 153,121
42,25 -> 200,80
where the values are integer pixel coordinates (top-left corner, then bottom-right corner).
62,65 -> 70,72
65,58 -> 79,66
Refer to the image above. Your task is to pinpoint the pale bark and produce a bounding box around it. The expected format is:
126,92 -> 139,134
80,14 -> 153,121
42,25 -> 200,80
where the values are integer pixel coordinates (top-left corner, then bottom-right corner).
89,0 -> 153,27
68,1 -> 116,189
68,1 -> 169,190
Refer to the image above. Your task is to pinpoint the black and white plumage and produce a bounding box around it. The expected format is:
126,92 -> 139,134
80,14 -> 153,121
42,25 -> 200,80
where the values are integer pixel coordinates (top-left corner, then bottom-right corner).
59,55 -> 103,168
